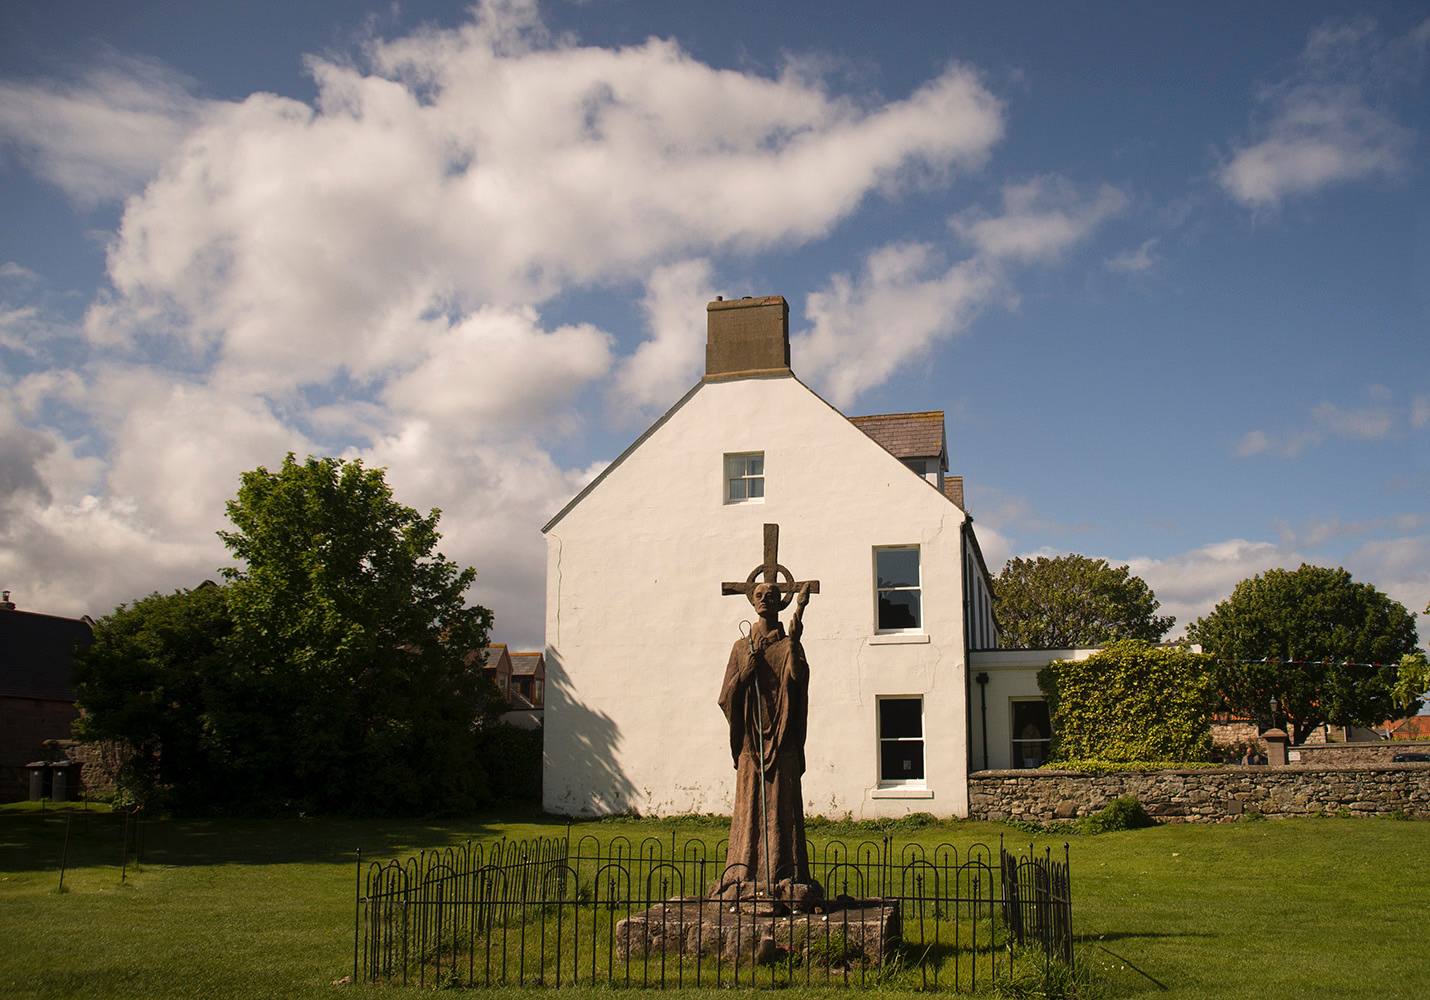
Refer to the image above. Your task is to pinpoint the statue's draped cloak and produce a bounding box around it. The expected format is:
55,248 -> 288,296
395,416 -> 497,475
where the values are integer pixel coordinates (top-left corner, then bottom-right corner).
716,621 -> 816,893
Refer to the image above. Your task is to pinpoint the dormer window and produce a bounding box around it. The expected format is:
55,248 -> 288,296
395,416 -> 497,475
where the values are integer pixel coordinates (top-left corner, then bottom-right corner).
725,452 -> 764,503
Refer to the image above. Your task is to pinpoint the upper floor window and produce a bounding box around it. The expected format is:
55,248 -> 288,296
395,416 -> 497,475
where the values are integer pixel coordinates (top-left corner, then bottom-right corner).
875,546 -> 921,631
725,452 -> 764,503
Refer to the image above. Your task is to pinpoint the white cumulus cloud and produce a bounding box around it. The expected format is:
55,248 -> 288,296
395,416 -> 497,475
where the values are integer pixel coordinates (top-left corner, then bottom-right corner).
0,0 -> 1014,648
608,260 -> 717,423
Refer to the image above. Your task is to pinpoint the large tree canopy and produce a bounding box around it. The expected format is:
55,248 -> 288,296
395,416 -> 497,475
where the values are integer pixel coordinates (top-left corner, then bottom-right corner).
993,554 -> 1174,649
215,454 -> 498,814
76,454 -> 501,815
1188,564 -> 1419,739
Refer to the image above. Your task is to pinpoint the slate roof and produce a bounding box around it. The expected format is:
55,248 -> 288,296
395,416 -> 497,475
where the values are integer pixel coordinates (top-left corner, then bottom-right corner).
0,608 -> 94,701
465,644 -> 511,671
510,652 -> 544,677
849,411 -> 947,464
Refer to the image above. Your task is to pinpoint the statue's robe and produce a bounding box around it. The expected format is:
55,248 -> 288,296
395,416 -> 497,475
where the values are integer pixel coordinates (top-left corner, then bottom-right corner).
714,620 -> 819,897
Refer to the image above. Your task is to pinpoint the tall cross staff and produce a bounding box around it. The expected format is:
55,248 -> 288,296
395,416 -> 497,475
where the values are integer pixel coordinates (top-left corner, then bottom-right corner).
721,523 -> 821,609
721,523 -> 819,894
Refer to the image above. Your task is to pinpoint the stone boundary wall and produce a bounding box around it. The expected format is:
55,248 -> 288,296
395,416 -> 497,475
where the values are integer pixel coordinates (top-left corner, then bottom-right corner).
1288,740 -> 1429,766
968,763 -> 1430,823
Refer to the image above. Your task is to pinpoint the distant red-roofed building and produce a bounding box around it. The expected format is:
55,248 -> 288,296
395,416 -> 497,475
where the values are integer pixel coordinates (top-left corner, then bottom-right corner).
1383,715 -> 1430,740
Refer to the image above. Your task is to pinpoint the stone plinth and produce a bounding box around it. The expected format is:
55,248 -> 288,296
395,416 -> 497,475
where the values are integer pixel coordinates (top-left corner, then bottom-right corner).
615,898 -> 899,967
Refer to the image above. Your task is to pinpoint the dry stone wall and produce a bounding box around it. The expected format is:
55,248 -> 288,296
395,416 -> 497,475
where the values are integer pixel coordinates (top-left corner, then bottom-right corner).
1288,740 -> 1429,766
969,763 -> 1430,823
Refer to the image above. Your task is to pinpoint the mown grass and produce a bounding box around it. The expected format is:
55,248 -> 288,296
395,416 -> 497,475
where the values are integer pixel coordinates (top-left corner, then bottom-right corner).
0,803 -> 1423,998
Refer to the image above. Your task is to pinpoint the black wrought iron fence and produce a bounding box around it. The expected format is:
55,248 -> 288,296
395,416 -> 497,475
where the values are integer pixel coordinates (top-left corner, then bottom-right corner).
353,831 -> 1072,991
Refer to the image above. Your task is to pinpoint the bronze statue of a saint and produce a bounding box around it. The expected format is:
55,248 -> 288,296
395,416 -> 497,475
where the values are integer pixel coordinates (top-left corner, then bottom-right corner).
715,524 -> 822,904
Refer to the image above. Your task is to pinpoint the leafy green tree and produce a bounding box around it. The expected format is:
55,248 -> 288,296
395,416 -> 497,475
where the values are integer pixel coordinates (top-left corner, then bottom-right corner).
76,455 -> 503,816
1394,652 -> 1430,715
73,583 -> 233,810
217,454 -> 497,814
993,554 -> 1174,648
1037,639 -> 1217,764
1188,564 -> 1419,739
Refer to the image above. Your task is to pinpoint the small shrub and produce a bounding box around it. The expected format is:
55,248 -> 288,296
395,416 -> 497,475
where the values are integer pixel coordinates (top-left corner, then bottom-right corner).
1241,809 -> 1266,822
1080,796 -> 1154,834
1384,809 -> 1412,821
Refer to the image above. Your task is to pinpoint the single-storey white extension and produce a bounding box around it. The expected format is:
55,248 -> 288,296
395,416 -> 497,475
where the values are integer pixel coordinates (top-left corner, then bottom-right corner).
543,295 -> 1023,819
966,647 -> 1100,771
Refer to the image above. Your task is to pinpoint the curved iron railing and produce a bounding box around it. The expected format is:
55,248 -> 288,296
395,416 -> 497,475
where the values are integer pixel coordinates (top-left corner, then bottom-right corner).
354,830 -> 1072,990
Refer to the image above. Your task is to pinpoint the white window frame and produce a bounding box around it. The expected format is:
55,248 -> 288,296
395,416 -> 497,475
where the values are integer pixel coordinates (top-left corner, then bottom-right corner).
723,452 -> 765,504
876,696 -> 926,787
873,545 -> 922,634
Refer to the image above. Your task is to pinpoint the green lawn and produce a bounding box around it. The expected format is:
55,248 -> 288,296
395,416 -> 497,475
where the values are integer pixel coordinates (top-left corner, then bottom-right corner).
0,805 -> 1422,998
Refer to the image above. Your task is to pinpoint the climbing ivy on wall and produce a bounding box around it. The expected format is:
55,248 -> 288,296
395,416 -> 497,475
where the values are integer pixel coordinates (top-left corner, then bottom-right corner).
1038,639 -> 1218,764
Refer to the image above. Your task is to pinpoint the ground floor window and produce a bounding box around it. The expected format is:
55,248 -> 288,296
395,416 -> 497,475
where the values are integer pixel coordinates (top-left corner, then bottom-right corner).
878,697 -> 924,782
1011,699 -> 1051,769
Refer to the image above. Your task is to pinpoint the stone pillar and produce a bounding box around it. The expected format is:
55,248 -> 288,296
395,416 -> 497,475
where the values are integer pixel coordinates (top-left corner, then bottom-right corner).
1263,728 -> 1288,766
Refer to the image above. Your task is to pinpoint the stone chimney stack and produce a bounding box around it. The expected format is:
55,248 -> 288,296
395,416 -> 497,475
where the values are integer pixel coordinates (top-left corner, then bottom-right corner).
944,476 -> 965,510
704,295 -> 790,381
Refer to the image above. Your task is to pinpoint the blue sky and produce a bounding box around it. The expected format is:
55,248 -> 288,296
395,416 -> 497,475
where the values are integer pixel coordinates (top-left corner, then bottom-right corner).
1,0 -> 1427,653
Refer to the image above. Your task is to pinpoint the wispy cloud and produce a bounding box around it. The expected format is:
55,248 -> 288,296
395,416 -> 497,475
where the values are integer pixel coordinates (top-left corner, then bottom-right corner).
951,176 -> 1127,262
1234,388 -> 1414,457
1219,17 -> 1429,208
796,176 -> 1124,407
1104,237 -> 1160,274
0,52 -> 206,206
1411,395 -> 1430,430
1274,513 -> 1428,551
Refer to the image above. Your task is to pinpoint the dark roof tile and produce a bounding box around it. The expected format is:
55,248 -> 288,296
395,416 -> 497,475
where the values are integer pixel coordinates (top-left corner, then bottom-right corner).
510,652 -> 544,677
849,411 -> 946,462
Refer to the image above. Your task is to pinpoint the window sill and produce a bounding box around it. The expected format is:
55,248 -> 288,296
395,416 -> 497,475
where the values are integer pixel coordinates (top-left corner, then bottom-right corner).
872,787 -> 934,799
868,633 -> 930,645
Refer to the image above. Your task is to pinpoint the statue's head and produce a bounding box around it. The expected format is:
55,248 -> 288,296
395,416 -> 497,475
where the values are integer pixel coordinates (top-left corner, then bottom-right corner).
752,582 -> 782,617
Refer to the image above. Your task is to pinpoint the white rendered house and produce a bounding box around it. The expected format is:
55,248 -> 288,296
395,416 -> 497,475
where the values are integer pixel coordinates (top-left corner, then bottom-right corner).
542,296 -> 1000,819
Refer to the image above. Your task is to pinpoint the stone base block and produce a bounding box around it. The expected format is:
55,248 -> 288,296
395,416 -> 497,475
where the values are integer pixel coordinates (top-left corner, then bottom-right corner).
615,898 -> 900,967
